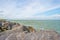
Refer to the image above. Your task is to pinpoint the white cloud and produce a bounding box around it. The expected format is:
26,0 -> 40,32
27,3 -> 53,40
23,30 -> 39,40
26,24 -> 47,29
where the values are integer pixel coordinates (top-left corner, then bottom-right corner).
49,14 -> 60,19
29,14 -> 60,20
0,0 -> 60,20
15,1 -> 60,17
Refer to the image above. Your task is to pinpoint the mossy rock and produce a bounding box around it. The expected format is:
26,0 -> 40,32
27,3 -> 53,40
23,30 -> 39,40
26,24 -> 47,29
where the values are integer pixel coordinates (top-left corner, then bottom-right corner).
28,26 -> 36,32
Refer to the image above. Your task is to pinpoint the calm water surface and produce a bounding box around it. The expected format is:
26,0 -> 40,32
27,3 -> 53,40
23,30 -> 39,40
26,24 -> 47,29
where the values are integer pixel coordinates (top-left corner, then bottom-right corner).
11,20 -> 60,33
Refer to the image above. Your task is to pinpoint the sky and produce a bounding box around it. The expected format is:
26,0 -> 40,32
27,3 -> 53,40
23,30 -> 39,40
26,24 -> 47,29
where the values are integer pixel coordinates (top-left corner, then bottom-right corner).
0,0 -> 60,20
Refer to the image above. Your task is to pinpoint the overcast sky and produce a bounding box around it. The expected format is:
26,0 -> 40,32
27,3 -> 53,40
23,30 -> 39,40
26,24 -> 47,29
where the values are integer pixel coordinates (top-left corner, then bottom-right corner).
0,0 -> 60,20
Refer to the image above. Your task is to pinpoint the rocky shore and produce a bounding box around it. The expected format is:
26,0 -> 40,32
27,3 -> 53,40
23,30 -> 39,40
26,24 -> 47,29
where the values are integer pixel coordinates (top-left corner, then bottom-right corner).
0,19 -> 60,40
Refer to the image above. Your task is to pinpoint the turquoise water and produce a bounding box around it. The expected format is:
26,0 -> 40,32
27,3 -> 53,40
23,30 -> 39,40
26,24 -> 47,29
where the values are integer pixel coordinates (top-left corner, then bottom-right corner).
11,20 -> 60,33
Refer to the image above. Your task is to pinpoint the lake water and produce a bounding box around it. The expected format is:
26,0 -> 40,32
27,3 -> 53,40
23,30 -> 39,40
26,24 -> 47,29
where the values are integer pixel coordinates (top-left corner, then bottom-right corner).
11,20 -> 60,33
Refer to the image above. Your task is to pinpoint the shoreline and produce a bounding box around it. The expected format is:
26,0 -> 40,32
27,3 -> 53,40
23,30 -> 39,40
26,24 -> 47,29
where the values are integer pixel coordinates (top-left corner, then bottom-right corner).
0,19 -> 60,40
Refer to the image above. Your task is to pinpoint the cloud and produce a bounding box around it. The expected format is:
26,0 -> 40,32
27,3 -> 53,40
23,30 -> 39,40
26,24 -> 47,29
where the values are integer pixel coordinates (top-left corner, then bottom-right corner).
0,0 -> 60,20
26,14 -> 60,20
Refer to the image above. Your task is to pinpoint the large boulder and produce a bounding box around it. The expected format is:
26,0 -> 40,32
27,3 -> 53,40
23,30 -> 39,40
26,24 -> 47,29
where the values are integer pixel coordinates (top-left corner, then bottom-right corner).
2,30 -> 60,40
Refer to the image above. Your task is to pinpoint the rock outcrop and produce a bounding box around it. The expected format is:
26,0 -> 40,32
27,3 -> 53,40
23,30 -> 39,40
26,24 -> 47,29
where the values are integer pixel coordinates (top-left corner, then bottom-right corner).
0,20 -> 36,33
0,30 -> 60,40
0,20 -> 60,40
